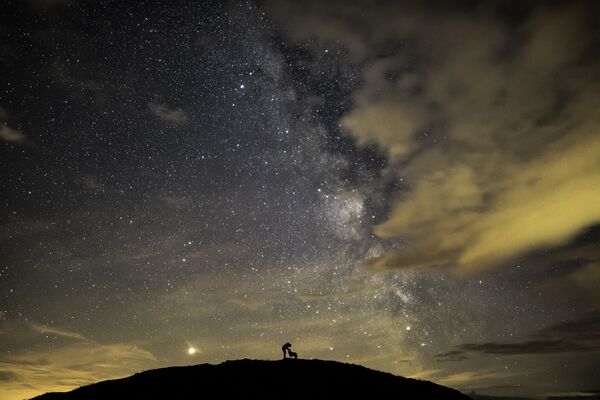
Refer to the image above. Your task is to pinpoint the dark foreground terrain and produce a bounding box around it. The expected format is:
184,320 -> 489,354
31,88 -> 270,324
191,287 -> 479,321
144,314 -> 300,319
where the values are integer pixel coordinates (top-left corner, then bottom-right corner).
33,358 -> 472,399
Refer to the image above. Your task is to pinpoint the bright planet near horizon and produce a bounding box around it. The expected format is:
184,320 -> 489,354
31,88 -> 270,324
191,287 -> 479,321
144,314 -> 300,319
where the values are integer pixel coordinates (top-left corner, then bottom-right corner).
1,1 -> 599,400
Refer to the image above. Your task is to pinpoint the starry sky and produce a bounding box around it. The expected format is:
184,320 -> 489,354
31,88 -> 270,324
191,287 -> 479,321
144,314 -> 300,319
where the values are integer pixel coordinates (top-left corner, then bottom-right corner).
1,1 -> 599,399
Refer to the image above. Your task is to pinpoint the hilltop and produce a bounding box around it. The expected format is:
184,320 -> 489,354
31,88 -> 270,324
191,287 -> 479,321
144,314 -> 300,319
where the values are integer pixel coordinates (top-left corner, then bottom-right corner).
33,358 -> 471,399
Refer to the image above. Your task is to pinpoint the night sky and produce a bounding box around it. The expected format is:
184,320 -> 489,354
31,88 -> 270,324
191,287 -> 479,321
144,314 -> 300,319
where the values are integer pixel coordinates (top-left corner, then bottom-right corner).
1,1 -> 600,399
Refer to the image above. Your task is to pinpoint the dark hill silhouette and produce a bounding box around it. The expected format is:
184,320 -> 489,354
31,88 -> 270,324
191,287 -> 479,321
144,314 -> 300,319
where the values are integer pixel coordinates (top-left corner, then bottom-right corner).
33,359 -> 472,400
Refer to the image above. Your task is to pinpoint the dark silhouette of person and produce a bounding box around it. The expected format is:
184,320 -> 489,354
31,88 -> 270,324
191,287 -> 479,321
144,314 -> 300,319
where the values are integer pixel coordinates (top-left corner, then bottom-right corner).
287,349 -> 298,359
282,342 -> 291,359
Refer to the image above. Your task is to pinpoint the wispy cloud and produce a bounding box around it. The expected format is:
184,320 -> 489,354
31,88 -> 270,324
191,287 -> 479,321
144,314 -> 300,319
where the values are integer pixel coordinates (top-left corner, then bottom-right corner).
435,350 -> 470,362
542,261 -> 600,307
228,295 -> 266,311
80,175 -> 105,192
0,125 -> 25,143
159,194 -> 191,209
28,322 -> 87,341
436,310 -> 600,361
437,369 -> 519,386
148,103 -> 189,124
0,110 -> 25,144
0,322 -> 157,400
269,1 -> 600,275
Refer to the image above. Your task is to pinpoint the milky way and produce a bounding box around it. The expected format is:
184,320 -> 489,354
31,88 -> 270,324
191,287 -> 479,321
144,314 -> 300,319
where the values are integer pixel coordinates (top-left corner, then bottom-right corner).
1,1 -> 599,399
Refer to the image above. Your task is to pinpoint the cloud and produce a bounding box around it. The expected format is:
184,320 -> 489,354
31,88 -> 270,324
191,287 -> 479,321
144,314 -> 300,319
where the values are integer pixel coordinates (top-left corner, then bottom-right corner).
437,369 -> 518,386
296,291 -> 332,301
264,0 -> 371,60
342,102 -> 419,159
228,295 -> 265,311
0,110 -> 25,144
464,391 -> 537,400
0,321 -> 157,400
159,194 -> 191,210
0,342 -> 157,400
542,262 -> 600,307
268,1 -> 600,275
0,218 -> 51,241
148,103 -> 189,124
546,391 -> 600,400
0,125 -> 25,143
526,227 -> 600,306
465,391 -> 600,400
435,350 -> 470,362
437,310 -> 600,360
28,322 -> 87,341
461,385 -> 533,399
80,175 -> 105,192
535,310 -> 600,343
0,371 -> 17,382
459,339 -> 588,356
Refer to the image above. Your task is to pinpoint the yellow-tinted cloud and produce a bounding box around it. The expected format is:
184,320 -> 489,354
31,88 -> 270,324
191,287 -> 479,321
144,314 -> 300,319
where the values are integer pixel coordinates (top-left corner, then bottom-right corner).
270,1 -> 600,274
370,130 -> 600,274
0,110 -> 25,144
228,295 -> 266,310
28,322 -> 87,341
542,262 -> 600,307
0,342 -> 157,400
0,125 -> 25,143
148,103 -> 189,124
342,102 -> 420,159
0,323 -> 157,400
436,369 -> 518,386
